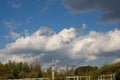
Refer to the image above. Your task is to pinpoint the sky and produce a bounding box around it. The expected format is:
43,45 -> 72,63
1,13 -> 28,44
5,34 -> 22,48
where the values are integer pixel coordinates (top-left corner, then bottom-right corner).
0,0 -> 120,70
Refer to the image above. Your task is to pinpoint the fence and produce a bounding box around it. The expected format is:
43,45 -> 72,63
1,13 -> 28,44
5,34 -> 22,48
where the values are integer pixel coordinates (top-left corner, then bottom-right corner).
98,74 -> 115,80
66,74 -> 115,80
66,76 -> 90,80
4,74 -> 116,80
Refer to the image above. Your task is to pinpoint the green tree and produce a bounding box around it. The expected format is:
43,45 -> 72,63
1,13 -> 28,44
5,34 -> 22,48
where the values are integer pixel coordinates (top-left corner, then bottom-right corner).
29,59 -> 43,78
74,65 -> 97,76
0,62 -> 4,79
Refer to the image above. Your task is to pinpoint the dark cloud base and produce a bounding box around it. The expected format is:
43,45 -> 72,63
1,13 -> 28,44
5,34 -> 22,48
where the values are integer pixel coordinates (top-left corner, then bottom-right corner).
63,0 -> 120,23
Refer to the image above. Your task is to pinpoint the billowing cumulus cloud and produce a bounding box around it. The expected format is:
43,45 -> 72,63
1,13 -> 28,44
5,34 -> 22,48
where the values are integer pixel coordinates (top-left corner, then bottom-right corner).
0,26 -> 120,68
63,0 -> 120,23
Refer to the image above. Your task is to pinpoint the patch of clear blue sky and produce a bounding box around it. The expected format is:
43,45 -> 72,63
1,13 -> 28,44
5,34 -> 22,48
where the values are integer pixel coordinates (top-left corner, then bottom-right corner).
0,0 -> 118,49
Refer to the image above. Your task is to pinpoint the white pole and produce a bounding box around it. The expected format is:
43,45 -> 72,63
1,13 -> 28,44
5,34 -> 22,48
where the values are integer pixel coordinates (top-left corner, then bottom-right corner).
52,59 -> 55,80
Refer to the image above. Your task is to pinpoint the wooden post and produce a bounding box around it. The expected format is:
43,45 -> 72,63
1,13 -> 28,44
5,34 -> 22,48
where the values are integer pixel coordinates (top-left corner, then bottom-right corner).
77,76 -> 79,80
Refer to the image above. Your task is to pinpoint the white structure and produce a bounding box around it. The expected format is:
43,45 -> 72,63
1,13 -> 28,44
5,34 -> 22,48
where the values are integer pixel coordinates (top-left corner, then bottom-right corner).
98,74 -> 115,80
51,60 -> 55,80
66,76 -> 90,80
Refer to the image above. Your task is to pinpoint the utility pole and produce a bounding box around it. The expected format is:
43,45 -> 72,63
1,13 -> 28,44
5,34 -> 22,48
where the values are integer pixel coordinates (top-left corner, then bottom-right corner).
51,59 -> 55,80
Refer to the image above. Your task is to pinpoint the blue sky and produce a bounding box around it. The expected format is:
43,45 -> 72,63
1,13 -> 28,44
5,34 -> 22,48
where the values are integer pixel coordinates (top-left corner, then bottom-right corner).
0,0 -> 120,69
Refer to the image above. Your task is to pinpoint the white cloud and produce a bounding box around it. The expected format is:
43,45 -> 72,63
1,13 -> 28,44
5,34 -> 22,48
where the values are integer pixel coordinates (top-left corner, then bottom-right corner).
70,29 -> 120,60
0,26 -> 120,68
24,29 -> 30,36
3,20 -> 22,40
26,16 -> 32,26
58,27 -> 76,42
46,27 -> 76,51
5,31 -> 21,40
8,0 -> 21,8
113,58 -> 120,63
3,20 -> 21,30
41,0 -> 57,12
76,24 -> 87,36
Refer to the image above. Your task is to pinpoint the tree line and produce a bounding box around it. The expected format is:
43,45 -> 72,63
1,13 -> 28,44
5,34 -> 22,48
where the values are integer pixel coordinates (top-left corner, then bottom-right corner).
0,60 -> 42,79
0,60 -> 120,80
74,62 -> 120,80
